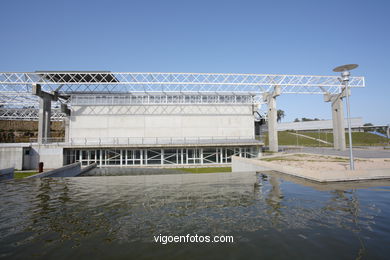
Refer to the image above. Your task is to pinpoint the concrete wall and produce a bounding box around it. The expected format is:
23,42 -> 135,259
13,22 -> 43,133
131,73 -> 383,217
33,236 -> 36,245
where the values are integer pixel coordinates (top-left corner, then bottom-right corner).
28,162 -> 96,178
69,105 -> 255,139
232,156 -> 268,172
31,145 -> 64,169
28,162 -> 80,178
0,145 -> 63,170
0,146 -> 24,170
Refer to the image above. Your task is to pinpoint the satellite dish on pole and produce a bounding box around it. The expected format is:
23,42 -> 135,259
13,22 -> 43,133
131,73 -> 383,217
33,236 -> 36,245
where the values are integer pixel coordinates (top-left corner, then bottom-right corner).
333,64 -> 358,72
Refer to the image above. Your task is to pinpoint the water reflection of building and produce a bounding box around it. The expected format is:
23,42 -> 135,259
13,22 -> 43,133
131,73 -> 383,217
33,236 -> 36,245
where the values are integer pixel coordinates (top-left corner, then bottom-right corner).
266,175 -> 283,219
24,173 -> 259,243
260,170 -> 378,258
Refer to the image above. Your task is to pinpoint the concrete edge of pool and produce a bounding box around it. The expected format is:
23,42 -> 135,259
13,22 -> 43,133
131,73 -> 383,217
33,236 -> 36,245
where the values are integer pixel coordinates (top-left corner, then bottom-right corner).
231,155 -> 390,183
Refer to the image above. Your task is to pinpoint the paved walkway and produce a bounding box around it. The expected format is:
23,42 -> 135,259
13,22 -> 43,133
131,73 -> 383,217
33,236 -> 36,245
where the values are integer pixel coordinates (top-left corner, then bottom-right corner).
233,156 -> 390,183
282,146 -> 390,158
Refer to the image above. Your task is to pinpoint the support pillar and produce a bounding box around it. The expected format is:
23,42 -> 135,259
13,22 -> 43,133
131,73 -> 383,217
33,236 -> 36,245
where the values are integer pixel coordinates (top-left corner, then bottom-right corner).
331,100 -> 339,149
61,104 -> 71,143
325,93 -> 346,151
264,86 -> 280,153
38,96 -> 51,143
64,117 -> 70,143
334,97 -> 346,151
32,84 -> 58,144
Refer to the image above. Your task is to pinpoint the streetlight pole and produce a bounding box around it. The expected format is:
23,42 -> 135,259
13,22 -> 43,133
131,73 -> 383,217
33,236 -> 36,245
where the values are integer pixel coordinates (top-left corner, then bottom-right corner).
333,64 -> 359,170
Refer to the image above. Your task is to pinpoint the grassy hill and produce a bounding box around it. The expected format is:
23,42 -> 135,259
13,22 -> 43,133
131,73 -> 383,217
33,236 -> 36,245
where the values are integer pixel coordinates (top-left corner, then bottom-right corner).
263,131 -> 329,147
298,131 -> 389,146
263,131 -> 388,147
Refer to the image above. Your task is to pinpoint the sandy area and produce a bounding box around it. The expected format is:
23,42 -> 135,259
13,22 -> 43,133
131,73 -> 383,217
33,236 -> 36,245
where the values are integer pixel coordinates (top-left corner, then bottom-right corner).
261,154 -> 390,171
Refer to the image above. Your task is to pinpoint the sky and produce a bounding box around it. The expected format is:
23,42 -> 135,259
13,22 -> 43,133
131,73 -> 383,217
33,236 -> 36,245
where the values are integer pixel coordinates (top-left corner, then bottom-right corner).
0,0 -> 389,125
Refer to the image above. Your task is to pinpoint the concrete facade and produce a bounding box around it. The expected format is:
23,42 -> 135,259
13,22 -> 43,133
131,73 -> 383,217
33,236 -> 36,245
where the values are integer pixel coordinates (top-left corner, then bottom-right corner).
69,105 -> 255,139
0,144 -> 63,170
31,145 -> 64,169
0,146 -> 24,170
1,94 -> 260,170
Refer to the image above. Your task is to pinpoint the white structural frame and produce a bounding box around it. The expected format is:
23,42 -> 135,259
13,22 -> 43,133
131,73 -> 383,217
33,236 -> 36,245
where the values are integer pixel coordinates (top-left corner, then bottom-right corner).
0,71 -> 365,120
65,146 -> 258,167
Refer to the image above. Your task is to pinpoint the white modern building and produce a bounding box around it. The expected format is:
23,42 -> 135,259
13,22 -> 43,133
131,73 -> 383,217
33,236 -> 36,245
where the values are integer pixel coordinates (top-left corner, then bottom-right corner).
0,71 -> 365,170
64,93 -> 261,167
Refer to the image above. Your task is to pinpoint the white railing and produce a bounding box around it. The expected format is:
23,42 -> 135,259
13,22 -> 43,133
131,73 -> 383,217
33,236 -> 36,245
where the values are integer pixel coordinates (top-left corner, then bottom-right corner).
29,137 -> 65,144
30,136 -> 260,146
71,94 -> 257,106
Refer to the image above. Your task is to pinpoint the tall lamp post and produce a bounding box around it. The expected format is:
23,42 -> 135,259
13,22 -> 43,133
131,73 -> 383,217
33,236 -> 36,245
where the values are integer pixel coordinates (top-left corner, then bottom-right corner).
333,64 -> 359,170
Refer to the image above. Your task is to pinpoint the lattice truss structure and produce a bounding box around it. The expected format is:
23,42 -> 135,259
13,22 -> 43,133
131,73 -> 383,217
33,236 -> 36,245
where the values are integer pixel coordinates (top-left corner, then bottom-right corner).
0,71 -> 365,120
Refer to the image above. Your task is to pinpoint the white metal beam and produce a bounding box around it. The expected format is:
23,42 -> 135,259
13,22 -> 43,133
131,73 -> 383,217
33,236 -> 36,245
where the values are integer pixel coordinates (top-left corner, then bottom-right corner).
0,71 -> 365,120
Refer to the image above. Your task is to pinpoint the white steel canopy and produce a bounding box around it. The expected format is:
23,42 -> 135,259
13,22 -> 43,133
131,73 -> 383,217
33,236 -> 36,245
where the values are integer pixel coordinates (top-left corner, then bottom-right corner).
0,71 -> 365,120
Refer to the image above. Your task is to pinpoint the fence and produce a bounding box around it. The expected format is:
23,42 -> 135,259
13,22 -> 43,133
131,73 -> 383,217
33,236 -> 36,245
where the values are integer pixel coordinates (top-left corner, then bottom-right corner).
30,136 -> 259,146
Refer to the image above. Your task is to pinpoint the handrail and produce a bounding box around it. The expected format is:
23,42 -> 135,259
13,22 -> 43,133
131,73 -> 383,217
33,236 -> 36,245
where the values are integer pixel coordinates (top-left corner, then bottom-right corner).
29,136 -> 260,146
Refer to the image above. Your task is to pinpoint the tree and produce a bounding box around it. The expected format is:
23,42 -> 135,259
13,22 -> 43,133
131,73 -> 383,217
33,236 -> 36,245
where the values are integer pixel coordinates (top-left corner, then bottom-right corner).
363,123 -> 374,132
301,117 -> 321,122
277,109 -> 285,123
294,118 -> 300,122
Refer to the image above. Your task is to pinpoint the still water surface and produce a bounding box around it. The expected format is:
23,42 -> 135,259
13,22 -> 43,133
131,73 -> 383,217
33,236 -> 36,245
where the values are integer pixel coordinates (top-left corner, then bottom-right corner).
1,172 -> 390,259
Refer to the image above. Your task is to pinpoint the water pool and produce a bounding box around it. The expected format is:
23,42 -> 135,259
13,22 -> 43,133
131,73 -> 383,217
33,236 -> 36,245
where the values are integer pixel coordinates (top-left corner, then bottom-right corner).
1,172 -> 389,259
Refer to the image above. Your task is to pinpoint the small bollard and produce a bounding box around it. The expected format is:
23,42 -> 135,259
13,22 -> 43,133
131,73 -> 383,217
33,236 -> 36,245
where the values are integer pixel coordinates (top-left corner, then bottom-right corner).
38,162 -> 44,173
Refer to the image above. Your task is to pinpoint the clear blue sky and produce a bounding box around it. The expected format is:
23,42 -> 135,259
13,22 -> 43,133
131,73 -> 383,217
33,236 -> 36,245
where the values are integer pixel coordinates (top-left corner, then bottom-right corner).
1,0 -> 389,125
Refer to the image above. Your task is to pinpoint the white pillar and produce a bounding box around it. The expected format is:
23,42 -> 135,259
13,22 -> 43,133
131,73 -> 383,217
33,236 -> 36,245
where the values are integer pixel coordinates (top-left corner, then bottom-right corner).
325,93 -> 346,151
268,95 -> 278,152
33,84 -> 58,145
335,97 -> 346,151
331,100 -> 339,150
265,86 -> 280,153
38,96 -> 51,144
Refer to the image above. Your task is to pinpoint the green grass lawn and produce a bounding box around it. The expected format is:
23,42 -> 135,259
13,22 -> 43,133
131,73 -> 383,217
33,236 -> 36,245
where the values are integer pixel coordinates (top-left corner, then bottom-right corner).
14,171 -> 37,179
291,131 -> 333,144
263,131 -> 388,147
264,131 -> 330,147
297,131 -> 388,146
171,167 -> 232,173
